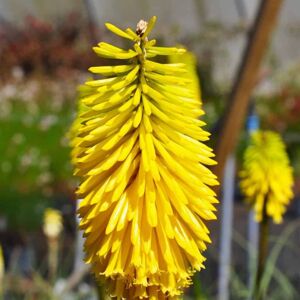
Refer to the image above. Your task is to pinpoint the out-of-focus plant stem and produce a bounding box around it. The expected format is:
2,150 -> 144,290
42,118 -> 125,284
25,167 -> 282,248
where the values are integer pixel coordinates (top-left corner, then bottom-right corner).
48,238 -> 59,285
193,272 -> 206,299
0,246 -> 3,300
0,280 -> 3,300
253,198 -> 269,300
96,282 -> 106,300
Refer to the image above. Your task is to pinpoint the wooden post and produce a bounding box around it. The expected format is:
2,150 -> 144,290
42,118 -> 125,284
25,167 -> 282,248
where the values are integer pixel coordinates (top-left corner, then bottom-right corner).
213,0 -> 284,190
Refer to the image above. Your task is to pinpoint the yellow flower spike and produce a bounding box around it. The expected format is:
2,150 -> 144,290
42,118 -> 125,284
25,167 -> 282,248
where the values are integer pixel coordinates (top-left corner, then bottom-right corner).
71,17 -> 218,299
240,130 -> 294,224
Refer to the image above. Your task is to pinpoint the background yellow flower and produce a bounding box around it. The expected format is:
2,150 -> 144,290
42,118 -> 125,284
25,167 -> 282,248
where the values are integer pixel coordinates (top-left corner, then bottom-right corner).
43,208 -> 63,239
240,130 -> 294,223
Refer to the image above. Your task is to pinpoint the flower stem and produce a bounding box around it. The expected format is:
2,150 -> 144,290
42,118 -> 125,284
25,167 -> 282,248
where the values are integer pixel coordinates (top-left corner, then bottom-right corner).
48,238 -> 59,285
96,281 -> 105,300
254,199 -> 269,300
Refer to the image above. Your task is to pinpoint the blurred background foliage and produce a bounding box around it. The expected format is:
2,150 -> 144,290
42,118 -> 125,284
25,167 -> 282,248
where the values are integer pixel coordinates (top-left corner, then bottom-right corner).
0,80 -> 73,229
0,14 -> 93,230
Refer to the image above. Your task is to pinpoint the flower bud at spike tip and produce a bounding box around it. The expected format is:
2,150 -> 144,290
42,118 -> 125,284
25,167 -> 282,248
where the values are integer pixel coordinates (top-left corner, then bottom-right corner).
136,20 -> 148,37
70,16 -> 219,299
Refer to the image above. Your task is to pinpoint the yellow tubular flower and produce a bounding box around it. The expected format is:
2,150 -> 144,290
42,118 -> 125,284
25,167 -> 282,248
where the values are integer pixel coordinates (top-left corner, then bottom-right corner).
69,101 -> 89,167
72,16 -> 218,299
168,50 -> 201,103
240,130 -> 294,224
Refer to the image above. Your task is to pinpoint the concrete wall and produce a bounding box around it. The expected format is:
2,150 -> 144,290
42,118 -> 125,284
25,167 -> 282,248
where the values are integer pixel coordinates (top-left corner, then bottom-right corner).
0,0 -> 299,84
0,0 -> 84,22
